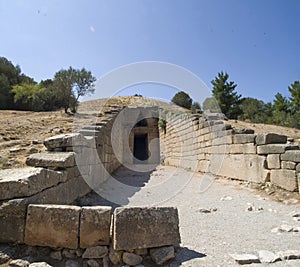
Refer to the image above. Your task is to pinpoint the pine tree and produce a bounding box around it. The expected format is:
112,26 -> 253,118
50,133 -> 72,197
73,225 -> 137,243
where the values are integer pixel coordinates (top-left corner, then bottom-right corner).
211,72 -> 241,119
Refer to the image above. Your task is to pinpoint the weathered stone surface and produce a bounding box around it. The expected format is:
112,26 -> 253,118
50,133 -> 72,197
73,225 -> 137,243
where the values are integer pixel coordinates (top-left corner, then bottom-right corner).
297,163 -> 300,172
50,251 -> 62,260
258,250 -> 279,263
270,169 -> 297,192
134,248 -> 148,255
29,263 -> 53,267
122,252 -> 143,266
267,154 -> 281,169
9,259 -> 30,267
24,204 -> 81,249
276,250 -> 300,260
0,174 -> 90,243
298,173 -> 300,193
44,133 -> 87,150
113,207 -> 181,250
257,144 -> 298,155
0,168 -> 67,201
65,260 -> 79,267
80,206 -> 112,248
233,134 -> 256,144
256,133 -> 287,145
86,259 -> 99,267
26,152 -> 75,168
281,150 -> 300,162
150,246 -> 175,265
82,246 -> 108,259
229,253 -> 260,264
108,247 -> 122,265
62,249 -> 77,259
233,128 -> 255,134
210,154 -> 268,183
281,161 -> 296,169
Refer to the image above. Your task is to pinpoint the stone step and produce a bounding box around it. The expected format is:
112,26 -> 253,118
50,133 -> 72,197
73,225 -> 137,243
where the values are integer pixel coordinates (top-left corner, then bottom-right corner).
0,168 -> 67,201
26,152 -> 75,168
79,129 -> 100,136
44,133 -> 86,150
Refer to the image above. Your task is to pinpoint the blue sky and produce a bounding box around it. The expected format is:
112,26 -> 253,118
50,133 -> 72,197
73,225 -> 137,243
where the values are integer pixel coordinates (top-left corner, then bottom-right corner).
0,0 -> 299,104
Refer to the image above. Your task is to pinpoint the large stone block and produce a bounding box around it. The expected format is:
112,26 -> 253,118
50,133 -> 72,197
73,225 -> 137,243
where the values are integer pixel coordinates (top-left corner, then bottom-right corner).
281,150 -> 300,163
210,154 -> 267,183
256,133 -> 287,145
0,168 -> 67,201
24,204 -> 81,249
257,144 -> 298,155
0,175 -> 90,243
80,206 -> 112,248
44,133 -> 88,150
267,154 -> 280,169
270,169 -> 297,192
233,134 -> 256,144
113,207 -> 181,250
26,152 -> 75,168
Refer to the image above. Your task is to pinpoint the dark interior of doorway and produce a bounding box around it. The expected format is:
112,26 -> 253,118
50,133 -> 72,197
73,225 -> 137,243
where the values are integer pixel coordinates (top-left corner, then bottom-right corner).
134,134 -> 148,161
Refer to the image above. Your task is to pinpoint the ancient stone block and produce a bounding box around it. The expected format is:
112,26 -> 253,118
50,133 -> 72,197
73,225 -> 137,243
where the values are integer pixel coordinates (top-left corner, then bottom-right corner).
0,168 -> 67,201
210,154 -> 267,183
0,175 -> 90,243
256,133 -> 287,145
82,246 -> 108,258
233,134 -> 256,144
44,133 -> 87,150
257,144 -> 298,155
26,152 -> 75,168
281,161 -> 296,170
80,206 -> 112,248
281,150 -> 300,162
24,204 -> 81,249
113,207 -> 181,250
270,169 -> 297,192
150,246 -> 175,265
267,154 -> 281,169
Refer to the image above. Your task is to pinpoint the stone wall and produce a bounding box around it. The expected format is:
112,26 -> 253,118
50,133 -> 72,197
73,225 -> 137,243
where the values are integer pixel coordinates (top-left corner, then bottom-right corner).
0,112 -> 122,243
22,205 -> 180,266
160,111 -> 300,193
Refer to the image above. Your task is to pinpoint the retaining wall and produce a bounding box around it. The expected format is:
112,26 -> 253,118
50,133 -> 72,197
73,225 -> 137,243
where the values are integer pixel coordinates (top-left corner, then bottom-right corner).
160,112 -> 300,193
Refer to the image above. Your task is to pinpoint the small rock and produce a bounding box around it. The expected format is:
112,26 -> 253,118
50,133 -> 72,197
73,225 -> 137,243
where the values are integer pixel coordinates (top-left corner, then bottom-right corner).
0,155 -> 4,163
257,206 -> 264,211
292,227 -> 300,232
102,256 -> 109,267
62,249 -> 77,259
9,259 -> 30,267
134,248 -> 148,255
82,246 -> 108,259
87,259 -> 99,267
276,250 -> 300,260
9,147 -> 21,153
0,251 -> 10,264
65,260 -> 79,267
29,263 -> 53,267
220,196 -> 232,201
258,250 -> 279,263
75,249 -> 84,257
28,146 -> 38,153
229,253 -> 260,264
150,246 -> 175,265
198,208 -> 211,213
108,247 -> 122,264
280,224 -> 293,232
32,140 -> 42,144
50,251 -> 62,260
292,213 -> 300,217
122,252 -> 143,266
271,227 -> 283,233
246,206 -> 254,211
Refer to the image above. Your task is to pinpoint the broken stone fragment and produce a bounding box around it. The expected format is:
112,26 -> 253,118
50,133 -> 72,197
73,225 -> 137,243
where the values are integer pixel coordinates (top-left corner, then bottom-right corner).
229,253 -> 260,264
150,246 -> 175,265
29,263 -> 53,267
122,252 -> 143,266
9,259 -> 30,267
82,246 -> 108,259
258,250 -> 279,263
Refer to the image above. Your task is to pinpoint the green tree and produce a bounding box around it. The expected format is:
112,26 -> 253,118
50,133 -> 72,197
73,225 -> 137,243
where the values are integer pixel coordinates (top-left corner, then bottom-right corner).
288,81 -> 300,114
239,97 -> 273,123
11,83 -> 46,111
53,67 -> 96,113
211,72 -> 241,119
191,101 -> 201,113
171,91 -> 192,109
272,93 -> 291,126
202,97 -> 221,113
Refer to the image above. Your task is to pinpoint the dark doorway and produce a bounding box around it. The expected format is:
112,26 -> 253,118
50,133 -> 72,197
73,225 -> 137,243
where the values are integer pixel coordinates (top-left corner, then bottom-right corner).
134,134 -> 148,161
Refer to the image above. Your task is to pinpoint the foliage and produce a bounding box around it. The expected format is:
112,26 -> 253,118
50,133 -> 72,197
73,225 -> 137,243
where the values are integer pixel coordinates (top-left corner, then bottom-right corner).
11,83 -> 46,111
191,101 -> 201,113
211,72 -> 242,119
171,91 -> 192,109
202,97 -> 221,113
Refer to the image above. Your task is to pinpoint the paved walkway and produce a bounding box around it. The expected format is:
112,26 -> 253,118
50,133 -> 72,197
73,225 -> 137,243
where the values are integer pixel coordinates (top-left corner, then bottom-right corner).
78,165 -> 300,266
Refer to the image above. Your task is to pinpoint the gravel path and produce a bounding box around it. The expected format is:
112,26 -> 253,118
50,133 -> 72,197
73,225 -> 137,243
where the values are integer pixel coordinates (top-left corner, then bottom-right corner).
78,165 -> 300,267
